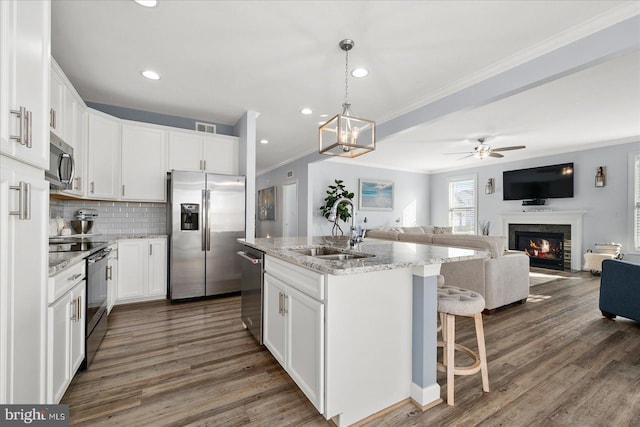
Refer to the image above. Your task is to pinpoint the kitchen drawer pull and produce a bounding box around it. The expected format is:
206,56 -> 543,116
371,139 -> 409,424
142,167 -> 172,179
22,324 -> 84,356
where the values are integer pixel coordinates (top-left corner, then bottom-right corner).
68,273 -> 82,281
9,181 -> 31,220
90,181 -> 95,194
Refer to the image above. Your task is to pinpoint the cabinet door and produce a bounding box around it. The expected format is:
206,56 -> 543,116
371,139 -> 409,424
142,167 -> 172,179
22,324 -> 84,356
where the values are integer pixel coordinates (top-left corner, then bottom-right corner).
121,123 -> 167,201
168,131 -> 203,171
0,155 -> 48,404
0,0 -> 49,170
46,293 -> 71,404
147,238 -> 167,297
50,67 -> 64,139
107,247 -> 118,314
117,240 -> 147,301
69,282 -> 86,376
203,135 -> 238,175
263,273 -> 287,366
63,103 -> 86,197
286,286 -> 324,412
87,112 -> 121,199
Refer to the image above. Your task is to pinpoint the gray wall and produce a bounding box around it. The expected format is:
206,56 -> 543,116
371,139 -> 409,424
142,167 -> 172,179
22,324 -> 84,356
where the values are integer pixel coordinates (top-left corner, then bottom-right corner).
429,141 -> 640,262
308,162 -> 430,236
86,102 -> 235,136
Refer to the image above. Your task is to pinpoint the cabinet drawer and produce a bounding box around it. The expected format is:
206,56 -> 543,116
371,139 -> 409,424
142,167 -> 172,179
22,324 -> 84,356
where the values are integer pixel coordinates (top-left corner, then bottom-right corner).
265,256 -> 324,301
49,261 -> 85,304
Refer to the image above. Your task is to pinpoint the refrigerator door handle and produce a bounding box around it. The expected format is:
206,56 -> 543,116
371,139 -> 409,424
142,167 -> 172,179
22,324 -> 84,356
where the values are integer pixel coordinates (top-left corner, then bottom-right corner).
206,189 -> 212,251
202,189 -> 207,251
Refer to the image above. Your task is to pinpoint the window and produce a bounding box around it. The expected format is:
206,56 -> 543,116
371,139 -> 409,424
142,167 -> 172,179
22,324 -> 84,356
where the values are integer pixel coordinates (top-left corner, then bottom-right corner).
449,175 -> 477,235
634,154 -> 640,250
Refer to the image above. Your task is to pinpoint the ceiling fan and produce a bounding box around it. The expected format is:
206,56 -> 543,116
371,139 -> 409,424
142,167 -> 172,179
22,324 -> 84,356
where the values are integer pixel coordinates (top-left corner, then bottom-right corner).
446,137 -> 526,160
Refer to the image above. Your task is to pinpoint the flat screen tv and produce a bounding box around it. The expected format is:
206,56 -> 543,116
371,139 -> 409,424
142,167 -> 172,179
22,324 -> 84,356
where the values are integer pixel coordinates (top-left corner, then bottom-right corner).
503,162 -> 574,201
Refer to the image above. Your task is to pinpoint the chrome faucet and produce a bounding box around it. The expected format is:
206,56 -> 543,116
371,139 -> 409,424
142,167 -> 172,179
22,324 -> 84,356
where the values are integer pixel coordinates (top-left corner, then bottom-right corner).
329,197 -> 362,247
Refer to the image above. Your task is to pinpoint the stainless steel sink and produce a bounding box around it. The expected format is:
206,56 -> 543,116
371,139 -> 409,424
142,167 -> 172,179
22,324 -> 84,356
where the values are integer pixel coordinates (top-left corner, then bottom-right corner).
289,246 -> 374,261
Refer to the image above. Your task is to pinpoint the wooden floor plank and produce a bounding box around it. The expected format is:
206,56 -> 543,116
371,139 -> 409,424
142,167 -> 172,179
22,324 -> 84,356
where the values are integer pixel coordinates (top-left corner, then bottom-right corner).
62,270 -> 640,426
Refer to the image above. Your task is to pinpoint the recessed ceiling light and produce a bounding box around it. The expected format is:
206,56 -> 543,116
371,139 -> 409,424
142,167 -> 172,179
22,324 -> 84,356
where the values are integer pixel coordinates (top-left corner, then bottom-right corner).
141,70 -> 160,80
300,108 -> 313,115
319,114 -> 328,118
260,139 -> 269,144
351,68 -> 369,78
134,0 -> 157,7
318,121 -> 327,125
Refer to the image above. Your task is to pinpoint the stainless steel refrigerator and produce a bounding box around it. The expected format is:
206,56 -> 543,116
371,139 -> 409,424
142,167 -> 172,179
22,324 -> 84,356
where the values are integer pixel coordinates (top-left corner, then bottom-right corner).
168,171 -> 246,300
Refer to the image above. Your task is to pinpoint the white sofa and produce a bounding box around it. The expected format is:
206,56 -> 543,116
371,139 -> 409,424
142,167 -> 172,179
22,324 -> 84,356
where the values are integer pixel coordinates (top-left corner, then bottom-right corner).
366,226 -> 530,312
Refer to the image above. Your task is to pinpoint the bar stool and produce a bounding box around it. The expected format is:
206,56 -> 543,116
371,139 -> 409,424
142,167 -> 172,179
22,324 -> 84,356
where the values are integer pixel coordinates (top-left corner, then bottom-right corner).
437,285 -> 489,405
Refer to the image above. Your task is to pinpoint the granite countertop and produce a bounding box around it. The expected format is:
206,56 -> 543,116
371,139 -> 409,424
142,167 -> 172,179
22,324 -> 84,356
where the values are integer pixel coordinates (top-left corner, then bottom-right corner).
48,233 -> 168,276
239,236 -> 489,275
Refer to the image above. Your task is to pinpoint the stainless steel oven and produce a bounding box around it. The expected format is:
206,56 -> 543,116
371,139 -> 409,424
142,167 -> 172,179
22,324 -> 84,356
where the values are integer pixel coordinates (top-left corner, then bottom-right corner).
46,133 -> 74,189
84,247 -> 110,369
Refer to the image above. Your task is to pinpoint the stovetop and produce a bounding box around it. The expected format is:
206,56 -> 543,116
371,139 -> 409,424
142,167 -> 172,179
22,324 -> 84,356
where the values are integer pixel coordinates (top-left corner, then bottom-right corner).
49,236 -> 109,253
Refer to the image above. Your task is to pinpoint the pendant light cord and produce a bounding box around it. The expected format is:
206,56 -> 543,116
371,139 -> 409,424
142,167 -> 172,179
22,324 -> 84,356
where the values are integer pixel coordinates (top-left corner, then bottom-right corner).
344,48 -> 350,107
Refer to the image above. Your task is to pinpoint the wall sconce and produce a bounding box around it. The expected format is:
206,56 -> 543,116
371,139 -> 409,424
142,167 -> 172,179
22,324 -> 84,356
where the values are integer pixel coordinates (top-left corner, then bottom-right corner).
485,178 -> 495,194
595,166 -> 606,187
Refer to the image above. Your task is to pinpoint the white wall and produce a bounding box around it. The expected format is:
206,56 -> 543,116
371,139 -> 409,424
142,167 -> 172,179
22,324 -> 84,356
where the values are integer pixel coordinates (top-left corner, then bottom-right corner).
308,161 -> 430,236
429,141 -> 640,262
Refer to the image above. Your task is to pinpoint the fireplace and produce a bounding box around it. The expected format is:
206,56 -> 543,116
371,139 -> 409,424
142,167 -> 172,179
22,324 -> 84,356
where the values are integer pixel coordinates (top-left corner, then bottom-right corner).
515,231 -> 564,270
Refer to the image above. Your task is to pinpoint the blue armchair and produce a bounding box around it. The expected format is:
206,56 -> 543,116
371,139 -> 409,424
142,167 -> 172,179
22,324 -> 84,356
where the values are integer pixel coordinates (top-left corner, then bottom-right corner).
599,259 -> 640,323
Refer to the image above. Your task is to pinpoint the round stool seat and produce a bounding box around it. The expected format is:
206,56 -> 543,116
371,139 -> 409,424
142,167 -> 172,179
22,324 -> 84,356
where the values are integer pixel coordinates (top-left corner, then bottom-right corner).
437,285 -> 485,316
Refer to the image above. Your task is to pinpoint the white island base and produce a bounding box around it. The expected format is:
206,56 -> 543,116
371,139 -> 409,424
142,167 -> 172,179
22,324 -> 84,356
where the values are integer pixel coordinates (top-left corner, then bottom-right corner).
263,254 -> 443,426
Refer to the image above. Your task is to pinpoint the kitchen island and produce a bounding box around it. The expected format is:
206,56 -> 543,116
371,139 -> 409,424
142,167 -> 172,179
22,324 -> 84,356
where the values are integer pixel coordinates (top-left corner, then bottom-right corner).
240,236 -> 488,426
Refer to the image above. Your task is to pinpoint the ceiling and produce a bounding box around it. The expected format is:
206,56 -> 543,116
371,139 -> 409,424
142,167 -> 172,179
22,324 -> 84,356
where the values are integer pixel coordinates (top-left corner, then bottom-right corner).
51,1 -> 640,174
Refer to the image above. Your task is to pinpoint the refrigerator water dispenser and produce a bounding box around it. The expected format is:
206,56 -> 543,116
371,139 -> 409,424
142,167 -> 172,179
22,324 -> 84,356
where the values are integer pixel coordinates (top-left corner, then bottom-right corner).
181,204 -> 200,230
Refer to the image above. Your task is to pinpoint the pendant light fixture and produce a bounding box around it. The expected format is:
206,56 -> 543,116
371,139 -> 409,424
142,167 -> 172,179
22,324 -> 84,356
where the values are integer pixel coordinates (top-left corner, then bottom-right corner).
319,39 -> 375,158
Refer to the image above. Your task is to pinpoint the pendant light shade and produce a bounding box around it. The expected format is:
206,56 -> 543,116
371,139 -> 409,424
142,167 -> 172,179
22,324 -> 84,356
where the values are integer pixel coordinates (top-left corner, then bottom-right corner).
319,40 -> 375,158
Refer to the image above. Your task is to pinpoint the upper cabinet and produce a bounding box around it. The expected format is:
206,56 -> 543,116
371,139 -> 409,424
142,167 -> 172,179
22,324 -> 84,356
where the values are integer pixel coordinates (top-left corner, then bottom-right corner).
0,0 -> 50,170
169,131 -> 239,175
121,122 -> 167,201
49,69 -> 64,140
87,111 -> 121,200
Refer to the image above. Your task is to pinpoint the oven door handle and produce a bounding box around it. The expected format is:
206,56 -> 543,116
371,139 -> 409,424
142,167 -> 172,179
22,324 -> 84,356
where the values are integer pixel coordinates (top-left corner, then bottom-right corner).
87,248 -> 112,263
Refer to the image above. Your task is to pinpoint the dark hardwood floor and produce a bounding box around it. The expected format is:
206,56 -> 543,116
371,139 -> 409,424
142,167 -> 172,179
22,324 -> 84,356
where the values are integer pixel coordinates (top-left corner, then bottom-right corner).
62,271 -> 640,426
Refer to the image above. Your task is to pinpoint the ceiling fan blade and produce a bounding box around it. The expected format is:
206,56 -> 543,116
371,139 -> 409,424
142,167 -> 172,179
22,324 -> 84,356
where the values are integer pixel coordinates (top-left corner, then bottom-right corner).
445,151 -> 473,155
491,145 -> 526,152
489,152 -> 504,158
458,154 -> 475,160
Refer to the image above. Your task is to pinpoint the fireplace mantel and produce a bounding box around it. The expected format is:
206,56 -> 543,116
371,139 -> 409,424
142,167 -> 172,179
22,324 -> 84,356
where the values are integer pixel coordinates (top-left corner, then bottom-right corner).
497,211 -> 586,271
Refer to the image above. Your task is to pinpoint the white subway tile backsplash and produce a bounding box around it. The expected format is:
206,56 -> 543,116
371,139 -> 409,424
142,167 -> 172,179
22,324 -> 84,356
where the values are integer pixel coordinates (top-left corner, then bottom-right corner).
50,199 -> 167,236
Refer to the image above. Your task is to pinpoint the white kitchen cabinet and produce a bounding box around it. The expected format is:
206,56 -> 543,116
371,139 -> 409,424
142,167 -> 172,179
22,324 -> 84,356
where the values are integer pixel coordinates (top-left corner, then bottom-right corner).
87,110 -> 121,200
121,123 -> 167,201
47,277 -> 85,404
169,130 -> 239,174
50,67 -> 64,139
117,237 -> 167,304
0,155 -> 49,404
263,256 -> 324,412
107,244 -> 118,314
0,0 -> 50,170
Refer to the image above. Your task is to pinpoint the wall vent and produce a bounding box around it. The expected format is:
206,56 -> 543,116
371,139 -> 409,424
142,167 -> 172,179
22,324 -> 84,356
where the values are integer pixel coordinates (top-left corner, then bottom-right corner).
195,122 -> 216,134
287,170 -> 294,178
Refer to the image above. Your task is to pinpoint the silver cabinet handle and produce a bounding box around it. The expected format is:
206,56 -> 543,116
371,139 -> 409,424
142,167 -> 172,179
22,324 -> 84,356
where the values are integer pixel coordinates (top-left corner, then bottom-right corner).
283,293 -> 288,315
50,108 -> 56,129
122,184 -> 125,197
9,182 -> 31,220
77,296 -> 82,321
106,265 -> 113,280
149,243 -> 153,256
199,159 -> 203,170
68,273 -> 82,281
90,181 -> 95,194
203,160 -> 207,170
10,106 -> 31,147
26,110 -> 32,148
70,298 -> 77,321
278,292 -> 282,315
74,177 -> 81,191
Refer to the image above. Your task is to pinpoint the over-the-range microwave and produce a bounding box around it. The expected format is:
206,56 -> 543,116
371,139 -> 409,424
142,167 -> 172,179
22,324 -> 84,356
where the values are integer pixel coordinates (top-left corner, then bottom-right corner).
46,132 -> 74,189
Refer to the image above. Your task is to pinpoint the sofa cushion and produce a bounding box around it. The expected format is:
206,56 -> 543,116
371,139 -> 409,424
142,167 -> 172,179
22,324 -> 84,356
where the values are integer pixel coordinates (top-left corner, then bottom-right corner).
401,226 -> 425,234
433,226 -> 452,234
421,226 -> 435,234
431,234 -> 505,258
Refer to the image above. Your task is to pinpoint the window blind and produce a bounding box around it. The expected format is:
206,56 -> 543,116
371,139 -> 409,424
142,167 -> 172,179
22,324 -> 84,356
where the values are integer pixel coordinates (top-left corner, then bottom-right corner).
635,154 -> 640,250
449,177 -> 476,235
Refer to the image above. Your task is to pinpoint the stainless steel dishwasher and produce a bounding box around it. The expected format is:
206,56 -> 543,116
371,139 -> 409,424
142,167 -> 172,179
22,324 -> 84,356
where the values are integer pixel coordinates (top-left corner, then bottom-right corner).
237,246 -> 264,344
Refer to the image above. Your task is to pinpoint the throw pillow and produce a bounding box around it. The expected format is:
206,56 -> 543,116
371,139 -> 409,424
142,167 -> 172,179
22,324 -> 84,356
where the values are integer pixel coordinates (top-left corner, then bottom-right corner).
433,226 -> 452,234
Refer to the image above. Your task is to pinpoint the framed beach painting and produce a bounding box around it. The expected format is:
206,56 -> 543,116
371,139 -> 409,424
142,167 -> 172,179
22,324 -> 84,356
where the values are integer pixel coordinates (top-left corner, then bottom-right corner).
258,186 -> 276,220
359,179 -> 393,211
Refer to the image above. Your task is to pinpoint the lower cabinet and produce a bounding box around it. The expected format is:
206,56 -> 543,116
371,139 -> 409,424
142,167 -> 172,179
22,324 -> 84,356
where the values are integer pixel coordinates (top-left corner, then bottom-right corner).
107,243 -> 118,314
263,259 -> 324,412
117,237 -> 167,304
47,279 -> 85,404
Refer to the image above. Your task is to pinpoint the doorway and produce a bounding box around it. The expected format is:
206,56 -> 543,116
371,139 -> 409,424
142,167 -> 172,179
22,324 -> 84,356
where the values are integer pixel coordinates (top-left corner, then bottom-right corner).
282,181 -> 298,237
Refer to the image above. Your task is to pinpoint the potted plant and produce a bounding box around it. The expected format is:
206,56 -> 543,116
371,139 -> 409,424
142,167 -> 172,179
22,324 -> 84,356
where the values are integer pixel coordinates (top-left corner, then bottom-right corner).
320,179 -> 354,236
